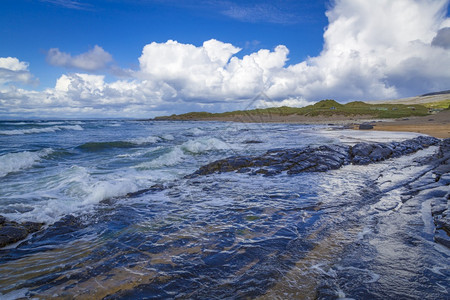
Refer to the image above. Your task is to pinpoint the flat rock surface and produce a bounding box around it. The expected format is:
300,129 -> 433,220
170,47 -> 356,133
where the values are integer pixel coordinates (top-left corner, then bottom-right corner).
193,136 -> 440,176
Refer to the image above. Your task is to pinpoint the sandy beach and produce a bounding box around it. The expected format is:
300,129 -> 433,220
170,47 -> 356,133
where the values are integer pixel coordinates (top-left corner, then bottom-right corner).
180,109 -> 450,139
369,109 -> 450,138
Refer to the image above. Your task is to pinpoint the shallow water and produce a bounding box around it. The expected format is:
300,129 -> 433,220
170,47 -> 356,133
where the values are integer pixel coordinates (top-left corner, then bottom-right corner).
0,120 -> 448,299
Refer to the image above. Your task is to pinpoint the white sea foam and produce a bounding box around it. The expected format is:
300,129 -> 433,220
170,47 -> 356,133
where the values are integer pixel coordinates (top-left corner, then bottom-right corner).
187,127 -> 205,136
0,125 -> 83,135
181,137 -> 232,154
130,136 -> 161,145
36,121 -> 65,126
138,147 -> 186,169
82,179 -> 138,205
0,148 -> 53,178
161,134 -> 175,140
1,122 -> 30,126
316,129 -> 422,144
3,166 -> 150,224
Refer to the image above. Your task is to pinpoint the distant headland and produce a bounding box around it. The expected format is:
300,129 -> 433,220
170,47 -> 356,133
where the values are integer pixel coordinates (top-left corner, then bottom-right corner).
152,91 -> 450,138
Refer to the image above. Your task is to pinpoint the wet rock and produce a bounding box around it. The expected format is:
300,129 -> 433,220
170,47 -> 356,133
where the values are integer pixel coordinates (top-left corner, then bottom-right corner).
359,123 -> 374,130
0,216 -> 44,248
434,230 -> 450,248
193,136 -> 440,176
125,184 -> 166,198
0,226 -> 28,247
427,139 -> 450,248
32,215 -> 85,243
243,140 -> 263,144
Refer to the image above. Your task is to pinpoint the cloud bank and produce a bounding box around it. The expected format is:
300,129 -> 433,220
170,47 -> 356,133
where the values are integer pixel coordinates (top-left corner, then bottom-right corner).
1,0 -> 450,118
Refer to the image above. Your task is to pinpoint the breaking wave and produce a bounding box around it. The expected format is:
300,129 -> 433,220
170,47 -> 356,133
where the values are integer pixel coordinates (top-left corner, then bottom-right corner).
0,125 -> 83,135
0,148 -> 54,178
181,137 -> 232,154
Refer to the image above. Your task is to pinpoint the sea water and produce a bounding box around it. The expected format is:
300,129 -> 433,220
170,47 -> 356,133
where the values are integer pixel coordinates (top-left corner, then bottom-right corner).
0,120 -> 448,299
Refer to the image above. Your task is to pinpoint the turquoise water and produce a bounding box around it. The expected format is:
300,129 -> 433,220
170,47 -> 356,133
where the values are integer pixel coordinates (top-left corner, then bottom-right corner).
0,120 -> 448,299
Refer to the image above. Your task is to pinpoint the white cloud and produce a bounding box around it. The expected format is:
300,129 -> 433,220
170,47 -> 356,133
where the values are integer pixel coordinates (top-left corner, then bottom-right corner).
46,45 -> 113,71
1,0 -> 450,118
138,39 -> 289,101
0,57 -> 35,86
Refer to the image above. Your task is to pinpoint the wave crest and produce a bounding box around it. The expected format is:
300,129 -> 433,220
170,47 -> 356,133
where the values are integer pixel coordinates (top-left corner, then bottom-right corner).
0,125 -> 83,135
0,148 -> 53,178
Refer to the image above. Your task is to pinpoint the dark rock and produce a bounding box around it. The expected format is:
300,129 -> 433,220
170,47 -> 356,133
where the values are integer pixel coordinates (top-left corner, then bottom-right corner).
429,139 -> 450,248
192,136 -> 440,177
0,217 -> 44,248
0,226 -> 28,247
22,221 -> 44,233
359,124 -> 374,130
243,140 -> 263,144
125,184 -> 166,198
434,230 -> 450,248
32,215 -> 85,243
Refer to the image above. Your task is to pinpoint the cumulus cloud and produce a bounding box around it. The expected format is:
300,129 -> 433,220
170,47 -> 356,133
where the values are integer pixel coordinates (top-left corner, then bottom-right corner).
138,39 -> 289,101
1,0 -> 450,118
136,0 -> 450,104
0,57 -> 36,86
46,45 -> 113,71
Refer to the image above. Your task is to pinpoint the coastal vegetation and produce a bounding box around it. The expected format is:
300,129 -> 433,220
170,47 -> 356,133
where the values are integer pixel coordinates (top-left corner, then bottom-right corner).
154,99 -> 433,120
421,99 -> 450,109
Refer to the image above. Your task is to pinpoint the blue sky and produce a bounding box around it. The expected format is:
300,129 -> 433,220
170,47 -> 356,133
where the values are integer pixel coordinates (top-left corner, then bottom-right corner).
1,0 -> 327,88
0,0 -> 449,118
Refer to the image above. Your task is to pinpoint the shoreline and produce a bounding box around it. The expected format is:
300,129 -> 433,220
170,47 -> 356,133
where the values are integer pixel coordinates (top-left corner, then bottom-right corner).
155,110 -> 450,139
368,110 -> 450,138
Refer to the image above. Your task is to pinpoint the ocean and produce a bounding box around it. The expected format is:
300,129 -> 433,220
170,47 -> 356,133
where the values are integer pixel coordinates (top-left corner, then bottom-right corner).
0,120 -> 448,299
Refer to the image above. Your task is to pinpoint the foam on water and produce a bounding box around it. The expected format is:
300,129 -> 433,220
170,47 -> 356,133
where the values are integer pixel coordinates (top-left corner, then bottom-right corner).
0,120 -> 447,298
181,137 -> 233,154
129,136 -> 161,145
187,127 -> 205,136
0,148 -> 53,178
138,147 -> 186,169
2,165 -> 162,223
161,134 -> 175,140
0,125 -> 83,135
316,129 -> 422,144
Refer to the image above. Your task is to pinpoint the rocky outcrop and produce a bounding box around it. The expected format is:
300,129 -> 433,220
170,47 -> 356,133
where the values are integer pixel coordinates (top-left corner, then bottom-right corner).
430,138 -> 450,247
0,216 -> 44,248
359,123 -> 374,130
193,136 -> 440,176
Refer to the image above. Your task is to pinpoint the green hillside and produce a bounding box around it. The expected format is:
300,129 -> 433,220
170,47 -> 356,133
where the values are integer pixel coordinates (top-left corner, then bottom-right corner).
154,99 -> 431,120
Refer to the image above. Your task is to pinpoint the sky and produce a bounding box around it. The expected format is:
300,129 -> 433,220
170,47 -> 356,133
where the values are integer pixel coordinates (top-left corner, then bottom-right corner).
0,0 -> 449,119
